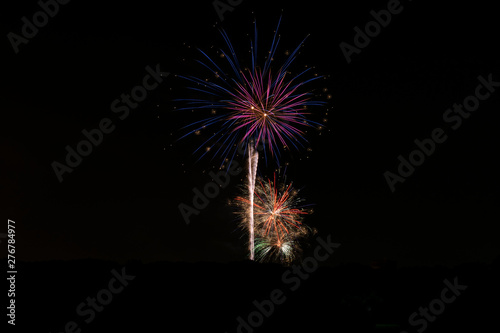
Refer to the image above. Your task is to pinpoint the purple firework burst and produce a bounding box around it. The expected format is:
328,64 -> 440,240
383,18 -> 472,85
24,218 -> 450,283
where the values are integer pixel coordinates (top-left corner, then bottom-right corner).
176,16 -> 324,165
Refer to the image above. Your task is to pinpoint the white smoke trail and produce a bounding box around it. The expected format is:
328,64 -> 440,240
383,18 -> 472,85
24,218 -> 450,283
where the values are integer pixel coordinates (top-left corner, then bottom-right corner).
247,142 -> 259,260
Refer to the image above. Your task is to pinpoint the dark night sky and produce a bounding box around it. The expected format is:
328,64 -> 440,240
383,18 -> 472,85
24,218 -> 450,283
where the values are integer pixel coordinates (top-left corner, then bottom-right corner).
1,0 -> 499,267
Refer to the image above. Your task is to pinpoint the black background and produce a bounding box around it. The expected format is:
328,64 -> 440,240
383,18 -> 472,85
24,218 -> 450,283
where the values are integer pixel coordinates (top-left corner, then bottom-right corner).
1,0 -> 499,332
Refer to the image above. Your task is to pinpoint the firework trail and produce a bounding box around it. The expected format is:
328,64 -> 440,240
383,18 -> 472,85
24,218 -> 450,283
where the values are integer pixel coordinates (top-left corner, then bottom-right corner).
177,16 -> 324,260
247,142 -> 259,260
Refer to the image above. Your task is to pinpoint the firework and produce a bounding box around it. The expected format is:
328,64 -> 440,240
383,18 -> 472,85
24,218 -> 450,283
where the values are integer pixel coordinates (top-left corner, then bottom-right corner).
177,17 -> 323,260
176,16 -> 324,164
234,173 -> 315,264
254,236 -> 298,265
